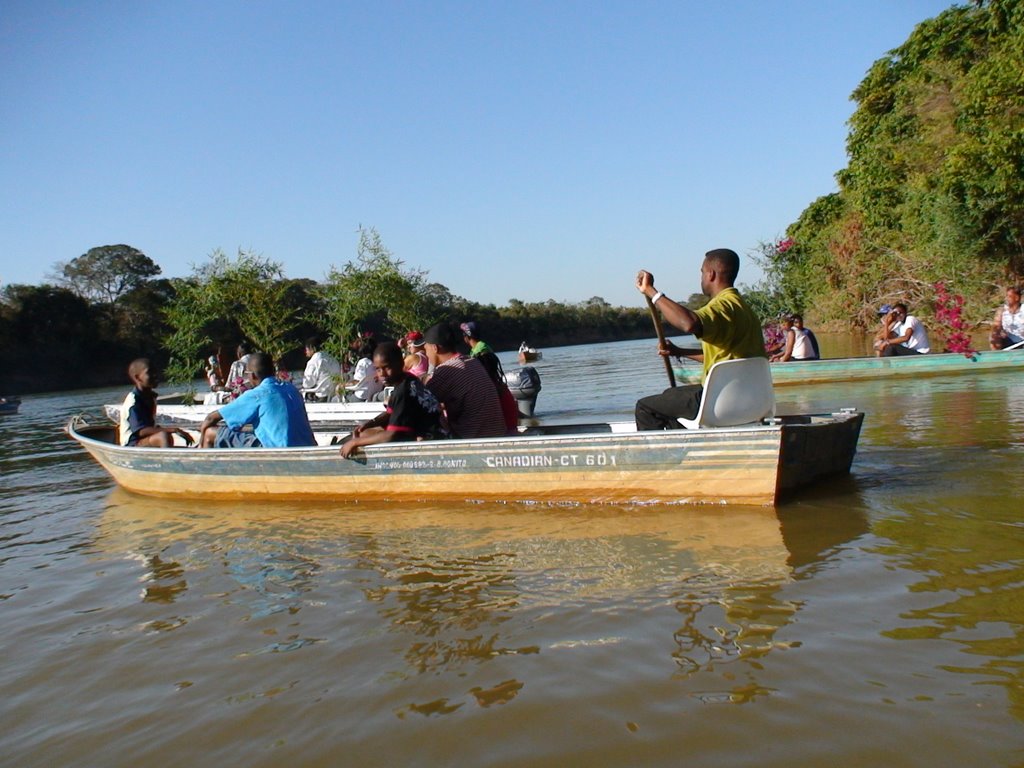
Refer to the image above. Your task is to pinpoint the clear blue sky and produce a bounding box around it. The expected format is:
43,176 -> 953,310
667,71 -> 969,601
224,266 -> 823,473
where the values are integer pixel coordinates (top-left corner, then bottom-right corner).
1,1 -> 956,308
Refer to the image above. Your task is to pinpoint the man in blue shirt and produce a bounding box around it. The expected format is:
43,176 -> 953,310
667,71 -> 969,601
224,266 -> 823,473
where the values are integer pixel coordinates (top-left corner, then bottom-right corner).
198,352 -> 316,448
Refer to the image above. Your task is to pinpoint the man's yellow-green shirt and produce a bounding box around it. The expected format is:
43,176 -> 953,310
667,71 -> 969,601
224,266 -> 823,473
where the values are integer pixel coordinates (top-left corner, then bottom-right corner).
693,287 -> 766,382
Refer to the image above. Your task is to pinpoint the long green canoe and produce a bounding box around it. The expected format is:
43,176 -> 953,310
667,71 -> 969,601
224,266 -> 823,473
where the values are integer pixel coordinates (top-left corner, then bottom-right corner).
674,348 -> 1024,387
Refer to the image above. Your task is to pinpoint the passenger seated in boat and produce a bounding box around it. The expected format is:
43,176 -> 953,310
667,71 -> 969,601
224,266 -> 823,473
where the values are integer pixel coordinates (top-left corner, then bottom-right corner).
423,322 -> 507,439
990,286 -> 1024,350
792,315 -> 820,360
877,303 -> 930,356
301,335 -> 341,402
205,355 -> 224,391
460,321 -> 493,358
401,331 -> 430,379
872,304 -> 897,351
226,342 -> 254,399
346,337 -> 385,402
475,351 -> 520,435
772,313 -> 819,361
119,358 -> 194,448
339,342 -> 448,458
198,352 -> 315,448
634,248 -> 766,430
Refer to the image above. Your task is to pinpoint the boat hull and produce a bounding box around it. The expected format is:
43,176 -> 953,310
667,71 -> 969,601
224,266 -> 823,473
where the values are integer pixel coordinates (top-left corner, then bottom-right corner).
674,349 -> 1024,386
68,411 -> 863,506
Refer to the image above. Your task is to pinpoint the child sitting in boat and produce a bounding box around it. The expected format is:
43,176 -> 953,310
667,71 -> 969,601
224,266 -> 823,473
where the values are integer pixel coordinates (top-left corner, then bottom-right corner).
119,358 -> 194,448
340,342 -> 447,457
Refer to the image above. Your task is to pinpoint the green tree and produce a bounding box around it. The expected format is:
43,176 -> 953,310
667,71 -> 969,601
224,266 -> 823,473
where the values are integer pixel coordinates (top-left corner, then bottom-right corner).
761,0 -> 1024,330
53,245 -> 161,306
318,227 -> 442,357
162,250 -> 301,385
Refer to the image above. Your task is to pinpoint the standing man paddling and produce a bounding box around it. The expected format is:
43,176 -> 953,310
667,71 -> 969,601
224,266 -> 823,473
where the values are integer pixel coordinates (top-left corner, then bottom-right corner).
634,248 -> 765,430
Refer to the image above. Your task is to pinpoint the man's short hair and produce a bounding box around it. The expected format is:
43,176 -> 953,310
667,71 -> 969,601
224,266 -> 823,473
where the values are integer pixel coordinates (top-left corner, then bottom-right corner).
705,248 -> 740,285
249,352 -> 275,380
305,335 -> 321,349
373,341 -> 403,367
128,357 -> 149,379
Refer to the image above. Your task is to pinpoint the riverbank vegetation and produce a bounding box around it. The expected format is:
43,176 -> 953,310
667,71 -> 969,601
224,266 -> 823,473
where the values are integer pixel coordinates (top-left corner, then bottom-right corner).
0,235 -> 656,394
753,0 -> 1024,331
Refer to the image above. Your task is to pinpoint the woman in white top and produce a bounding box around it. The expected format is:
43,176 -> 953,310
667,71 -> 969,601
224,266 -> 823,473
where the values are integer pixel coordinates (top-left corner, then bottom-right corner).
990,286 -> 1024,349
771,314 -> 819,361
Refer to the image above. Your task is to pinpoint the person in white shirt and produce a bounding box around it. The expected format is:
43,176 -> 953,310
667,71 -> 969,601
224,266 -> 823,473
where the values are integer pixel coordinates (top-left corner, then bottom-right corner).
348,337 -> 384,402
878,303 -> 931,356
990,286 -> 1024,349
301,336 -> 341,402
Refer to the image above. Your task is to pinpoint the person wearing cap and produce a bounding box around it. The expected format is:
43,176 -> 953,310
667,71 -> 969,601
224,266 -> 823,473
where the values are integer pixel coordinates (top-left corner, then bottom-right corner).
402,331 -> 430,379
460,321 -> 493,358
301,335 -> 341,402
877,302 -> 931,356
423,322 -> 506,439
634,248 -> 766,430
873,304 -> 897,351
339,342 -> 448,458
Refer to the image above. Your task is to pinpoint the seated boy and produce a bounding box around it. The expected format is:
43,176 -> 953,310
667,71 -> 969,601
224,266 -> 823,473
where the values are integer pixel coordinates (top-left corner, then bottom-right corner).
119,358 -> 194,447
340,342 -> 448,458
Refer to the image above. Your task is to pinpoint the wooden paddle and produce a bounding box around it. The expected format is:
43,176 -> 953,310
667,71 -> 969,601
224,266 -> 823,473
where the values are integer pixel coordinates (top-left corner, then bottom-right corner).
645,293 -> 677,388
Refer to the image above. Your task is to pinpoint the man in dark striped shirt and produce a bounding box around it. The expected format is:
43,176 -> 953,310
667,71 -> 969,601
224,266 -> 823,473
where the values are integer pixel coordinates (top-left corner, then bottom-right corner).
423,323 -> 506,439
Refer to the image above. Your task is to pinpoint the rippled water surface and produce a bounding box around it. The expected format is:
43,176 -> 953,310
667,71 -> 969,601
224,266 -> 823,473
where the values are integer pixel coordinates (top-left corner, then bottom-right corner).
4,337 -> 1024,767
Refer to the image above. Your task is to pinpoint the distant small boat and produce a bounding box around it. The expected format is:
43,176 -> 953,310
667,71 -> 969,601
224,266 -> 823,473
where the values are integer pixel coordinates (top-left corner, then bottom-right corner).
517,342 -> 542,364
0,396 -> 21,415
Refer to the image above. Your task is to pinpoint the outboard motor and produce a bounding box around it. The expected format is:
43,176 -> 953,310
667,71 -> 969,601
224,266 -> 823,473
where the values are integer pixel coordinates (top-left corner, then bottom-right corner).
505,366 -> 542,417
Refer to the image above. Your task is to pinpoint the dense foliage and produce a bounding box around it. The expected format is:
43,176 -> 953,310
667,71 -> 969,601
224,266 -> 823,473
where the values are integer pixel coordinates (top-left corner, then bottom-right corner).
759,0 -> 1024,330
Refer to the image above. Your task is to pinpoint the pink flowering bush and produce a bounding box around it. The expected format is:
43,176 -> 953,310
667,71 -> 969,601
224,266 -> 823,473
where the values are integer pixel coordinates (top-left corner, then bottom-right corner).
762,322 -> 785,355
933,281 -> 975,357
226,376 -> 253,400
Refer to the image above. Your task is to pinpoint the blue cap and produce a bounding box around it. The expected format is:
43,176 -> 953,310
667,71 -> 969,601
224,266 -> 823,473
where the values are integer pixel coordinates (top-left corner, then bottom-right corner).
878,304 -> 892,315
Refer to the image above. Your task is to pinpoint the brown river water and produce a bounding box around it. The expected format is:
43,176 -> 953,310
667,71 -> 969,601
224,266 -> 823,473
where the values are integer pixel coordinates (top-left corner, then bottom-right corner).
3,336 -> 1024,767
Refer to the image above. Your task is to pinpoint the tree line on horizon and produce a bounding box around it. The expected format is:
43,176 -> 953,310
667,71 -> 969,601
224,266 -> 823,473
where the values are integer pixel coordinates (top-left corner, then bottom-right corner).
0,234 -> 664,395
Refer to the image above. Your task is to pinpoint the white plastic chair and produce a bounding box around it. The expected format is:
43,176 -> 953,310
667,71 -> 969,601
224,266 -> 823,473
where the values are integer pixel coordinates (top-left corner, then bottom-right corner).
678,357 -> 775,429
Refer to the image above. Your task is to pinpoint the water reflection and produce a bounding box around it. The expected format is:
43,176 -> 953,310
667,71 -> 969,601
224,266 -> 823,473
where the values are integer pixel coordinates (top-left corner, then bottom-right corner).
97,487 -> 872,716
869,474 -> 1024,723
